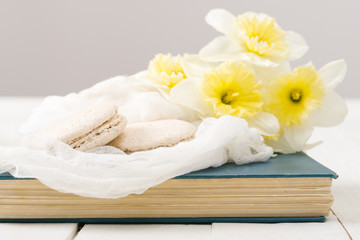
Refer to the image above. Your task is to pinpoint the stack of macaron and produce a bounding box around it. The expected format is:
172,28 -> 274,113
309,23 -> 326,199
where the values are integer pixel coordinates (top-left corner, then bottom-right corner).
38,103 -> 196,153
108,119 -> 197,153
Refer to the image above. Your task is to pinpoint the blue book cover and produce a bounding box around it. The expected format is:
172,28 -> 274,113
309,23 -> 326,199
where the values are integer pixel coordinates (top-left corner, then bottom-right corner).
0,152 -> 337,223
178,152 -> 337,179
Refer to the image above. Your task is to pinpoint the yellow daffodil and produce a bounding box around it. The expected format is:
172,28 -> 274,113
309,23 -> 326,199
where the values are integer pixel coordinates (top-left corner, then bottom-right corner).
170,60 -> 280,136
265,65 -> 326,126
264,60 -> 348,153
148,53 -> 187,91
201,62 -> 263,118
199,9 -> 308,67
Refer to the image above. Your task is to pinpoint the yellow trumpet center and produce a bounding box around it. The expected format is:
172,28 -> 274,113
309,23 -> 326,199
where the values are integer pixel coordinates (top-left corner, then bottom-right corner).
148,53 -> 187,89
202,62 -> 263,118
221,92 -> 240,105
290,89 -> 302,102
236,12 -> 289,60
264,65 -> 326,126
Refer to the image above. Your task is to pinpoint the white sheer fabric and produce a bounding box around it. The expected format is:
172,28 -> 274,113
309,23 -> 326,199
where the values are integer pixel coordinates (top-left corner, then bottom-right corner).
19,73 -> 198,135
0,74 -> 273,199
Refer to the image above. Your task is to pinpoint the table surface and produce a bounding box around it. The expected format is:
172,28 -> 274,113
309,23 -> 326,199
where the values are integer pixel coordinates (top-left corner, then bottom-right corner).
0,97 -> 359,240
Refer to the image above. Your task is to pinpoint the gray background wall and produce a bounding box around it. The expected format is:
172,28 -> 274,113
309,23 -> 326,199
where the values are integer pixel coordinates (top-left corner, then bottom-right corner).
0,0 -> 358,97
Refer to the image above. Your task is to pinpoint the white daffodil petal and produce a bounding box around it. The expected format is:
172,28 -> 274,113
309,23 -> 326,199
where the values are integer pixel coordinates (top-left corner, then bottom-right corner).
318,59 -> 347,89
181,55 -> 219,78
286,31 -> 309,61
253,61 -> 291,83
244,53 -> 279,67
303,141 -> 323,151
205,9 -> 236,36
265,134 -> 297,154
284,123 -> 314,152
309,90 -> 347,127
248,112 -> 280,136
131,70 -> 148,79
170,78 -> 210,117
199,36 -> 243,62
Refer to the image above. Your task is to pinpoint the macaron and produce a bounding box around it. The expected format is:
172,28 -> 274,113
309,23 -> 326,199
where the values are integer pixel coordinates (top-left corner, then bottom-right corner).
37,104 -> 127,152
108,119 -> 196,153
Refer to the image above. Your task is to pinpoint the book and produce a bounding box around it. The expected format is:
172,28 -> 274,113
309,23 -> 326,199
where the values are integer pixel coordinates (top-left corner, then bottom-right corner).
0,152 -> 337,223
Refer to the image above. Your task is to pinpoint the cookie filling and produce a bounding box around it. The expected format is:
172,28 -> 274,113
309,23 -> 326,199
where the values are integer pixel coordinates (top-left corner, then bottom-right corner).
69,112 -> 123,150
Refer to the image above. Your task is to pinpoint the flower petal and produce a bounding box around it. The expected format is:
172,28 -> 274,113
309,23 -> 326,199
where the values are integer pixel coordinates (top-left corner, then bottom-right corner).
181,54 -> 219,78
284,122 -> 314,152
308,90 -> 347,127
199,36 -> 243,62
242,52 -> 279,67
248,112 -> 280,136
303,140 -> 323,151
205,9 -> 236,36
265,133 -> 296,154
253,61 -> 291,83
199,37 -> 279,67
170,78 -> 211,117
318,59 -> 347,89
268,123 -> 314,154
286,31 -> 309,60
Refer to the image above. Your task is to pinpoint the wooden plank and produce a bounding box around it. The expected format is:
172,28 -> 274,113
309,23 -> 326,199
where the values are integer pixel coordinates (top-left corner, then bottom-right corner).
0,223 -> 78,240
212,212 -> 349,239
74,224 -> 211,240
305,99 -> 360,240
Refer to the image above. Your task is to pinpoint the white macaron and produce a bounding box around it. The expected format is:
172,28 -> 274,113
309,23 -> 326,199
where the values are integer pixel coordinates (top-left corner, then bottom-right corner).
38,104 -> 127,151
108,119 -> 196,153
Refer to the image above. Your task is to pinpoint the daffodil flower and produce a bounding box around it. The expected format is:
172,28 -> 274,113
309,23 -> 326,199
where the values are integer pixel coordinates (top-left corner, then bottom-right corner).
148,53 -> 187,91
199,9 -> 308,67
170,59 -> 280,136
145,53 -> 217,98
263,60 -> 347,153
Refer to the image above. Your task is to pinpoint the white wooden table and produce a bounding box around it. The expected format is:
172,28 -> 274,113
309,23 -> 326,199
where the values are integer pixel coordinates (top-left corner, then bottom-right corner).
0,97 -> 359,240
